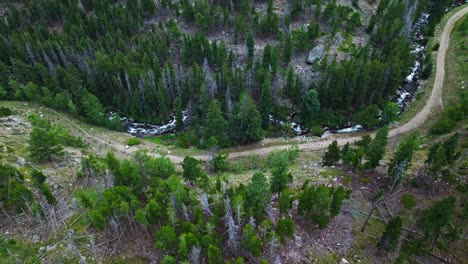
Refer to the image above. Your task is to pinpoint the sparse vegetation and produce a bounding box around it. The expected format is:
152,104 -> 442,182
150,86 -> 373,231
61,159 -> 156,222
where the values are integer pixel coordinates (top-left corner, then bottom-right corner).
126,137 -> 141,146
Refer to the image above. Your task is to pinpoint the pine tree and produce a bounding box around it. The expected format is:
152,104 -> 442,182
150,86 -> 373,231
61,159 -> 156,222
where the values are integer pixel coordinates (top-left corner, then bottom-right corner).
246,172 -> 270,211
283,34 -> 293,64
388,133 -> 418,192
365,126 -> 389,169
241,224 -> 262,256
378,216 -> 403,251
279,189 -> 293,214
174,97 -> 184,132
323,140 -> 340,166
157,79 -> 169,120
298,185 -> 332,228
330,186 -> 347,217
259,72 -> 272,129
205,99 -> 228,146
246,31 -> 255,60
231,93 -> 262,144
114,160 -> 143,195
277,217 -> 295,241
155,226 -> 179,253
207,244 -> 223,264
381,102 -> 399,125
300,89 -> 320,127
182,156 -> 204,185
292,76 -> 302,105
418,196 -> 457,247
28,126 -> 63,162
270,152 -> 293,196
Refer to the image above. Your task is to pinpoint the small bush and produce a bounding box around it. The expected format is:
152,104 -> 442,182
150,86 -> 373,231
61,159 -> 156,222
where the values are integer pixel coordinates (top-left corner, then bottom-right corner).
429,118 -> 456,135
126,137 -> 141,146
360,177 -> 370,184
310,126 -> 324,137
31,170 -> 46,186
0,107 -> 13,118
176,132 -> 191,148
400,193 -> 416,209
410,179 -> 421,188
40,183 -> 57,205
213,152 -> 230,172
432,43 -> 439,51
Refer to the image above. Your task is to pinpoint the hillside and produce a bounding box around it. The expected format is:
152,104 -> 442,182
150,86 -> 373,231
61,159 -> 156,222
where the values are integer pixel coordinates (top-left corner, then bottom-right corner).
0,1 -> 467,264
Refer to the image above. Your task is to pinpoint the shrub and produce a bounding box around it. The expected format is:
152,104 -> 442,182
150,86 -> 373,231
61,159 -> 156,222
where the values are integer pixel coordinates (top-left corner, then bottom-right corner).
310,126 -> 323,137
410,179 -> 421,188
0,107 -> 12,118
277,217 -> 295,240
429,118 -> 456,135
432,43 -> 439,51
40,184 -> 57,205
400,193 -> 416,209
126,137 -> 141,146
89,210 -> 106,230
176,132 -> 191,148
213,152 -> 230,172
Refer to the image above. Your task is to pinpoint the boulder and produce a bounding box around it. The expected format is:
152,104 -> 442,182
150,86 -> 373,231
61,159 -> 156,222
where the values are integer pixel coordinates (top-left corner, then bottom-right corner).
340,258 -> 350,264
306,44 -> 325,64
17,157 -> 26,166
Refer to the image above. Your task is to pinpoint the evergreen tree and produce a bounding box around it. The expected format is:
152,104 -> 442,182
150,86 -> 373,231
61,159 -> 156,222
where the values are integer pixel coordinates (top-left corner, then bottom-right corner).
262,44 -> 272,69
231,94 -> 262,144
330,186 -> 347,217
182,156 -> 204,185
277,217 -> 295,241
283,34 -> 293,64
114,160 -> 143,194
246,172 -> 270,211
259,72 -> 272,129
323,140 -> 340,166
270,151 -> 293,196
28,126 -> 63,162
207,244 -> 223,264
205,99 -> 228,146
378,216 -> 403,251
418,196 -> 457,247
155,226 -> 179,253
174,97 -> 184,132
381,102 -> 399,125
246,31 -> 255,60
388,133 -> 418,192
278,189 -> 293,214
298,185 -> 332,228
241,224 -> 262,257
89,210 -> 106,230
365,126 -> 389,169
300,89 -> 320,127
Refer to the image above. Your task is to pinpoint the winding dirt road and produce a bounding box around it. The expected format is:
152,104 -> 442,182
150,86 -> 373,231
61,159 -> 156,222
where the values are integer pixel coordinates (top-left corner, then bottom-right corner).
34,6 -> 468,163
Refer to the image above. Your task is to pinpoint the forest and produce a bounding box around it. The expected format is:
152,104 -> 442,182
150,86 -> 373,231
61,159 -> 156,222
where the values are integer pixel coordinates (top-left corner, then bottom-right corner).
0,0 -> 456,148
0,0 -> 467,263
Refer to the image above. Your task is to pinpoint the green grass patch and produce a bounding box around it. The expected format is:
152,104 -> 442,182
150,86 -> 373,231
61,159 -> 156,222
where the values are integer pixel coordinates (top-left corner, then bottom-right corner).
126,137 -> 141,146
400,193 -> 417,210
319,168 -> 344,178
144,134 -> 177,145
